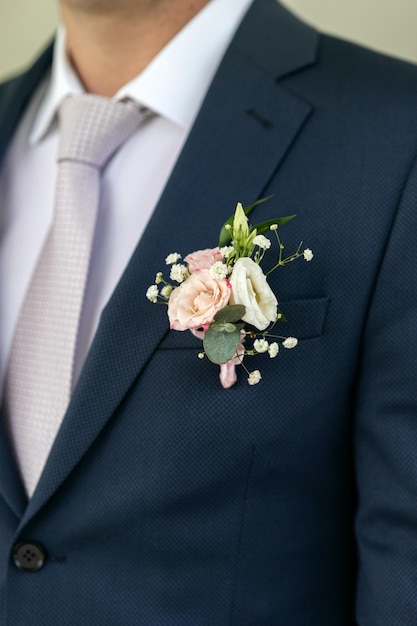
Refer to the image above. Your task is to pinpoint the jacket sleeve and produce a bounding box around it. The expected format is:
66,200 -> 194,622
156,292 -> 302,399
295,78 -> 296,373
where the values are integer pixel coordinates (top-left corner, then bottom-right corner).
355,152 -> 417,623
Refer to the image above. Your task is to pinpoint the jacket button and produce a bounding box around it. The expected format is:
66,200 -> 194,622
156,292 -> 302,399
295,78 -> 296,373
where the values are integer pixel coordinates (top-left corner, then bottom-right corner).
13,542 -> 46,572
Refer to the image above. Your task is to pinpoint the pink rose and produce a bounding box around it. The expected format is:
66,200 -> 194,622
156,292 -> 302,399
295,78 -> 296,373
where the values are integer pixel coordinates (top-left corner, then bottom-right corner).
168,270 -> 231,331
184,247 -> 224,273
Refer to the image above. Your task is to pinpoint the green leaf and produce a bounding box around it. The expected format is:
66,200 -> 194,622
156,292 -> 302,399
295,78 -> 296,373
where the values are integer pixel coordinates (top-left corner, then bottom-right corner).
218,196 -> 273,247
254,215 -> 296,235
203,327 -> 241,364
276,306 -> 287,322
243,195 -> 274,216
214,304 -> 245,324
218,228 -> 232,249
210,322 -> 226,332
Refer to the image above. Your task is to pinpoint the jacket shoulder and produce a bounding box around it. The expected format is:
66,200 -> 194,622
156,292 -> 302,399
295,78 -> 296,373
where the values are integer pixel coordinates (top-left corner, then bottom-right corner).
0,42 -> 53,106
318,33 -> 417,94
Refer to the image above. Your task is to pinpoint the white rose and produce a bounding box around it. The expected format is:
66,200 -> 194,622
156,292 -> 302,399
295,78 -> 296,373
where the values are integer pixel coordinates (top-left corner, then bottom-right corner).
229,257 -> 278,330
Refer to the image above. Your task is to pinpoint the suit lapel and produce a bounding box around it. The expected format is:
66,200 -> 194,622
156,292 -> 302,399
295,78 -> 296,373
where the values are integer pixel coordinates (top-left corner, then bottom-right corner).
0,44 -> 53,166
0,417 -> 27,518
0,46 -> 53,517
12,0 -> 318,524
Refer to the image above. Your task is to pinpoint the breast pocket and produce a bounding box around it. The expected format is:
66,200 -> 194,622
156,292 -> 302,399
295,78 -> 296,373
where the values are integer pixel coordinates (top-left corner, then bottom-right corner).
157,296 -> 330,351
277,296 -> 330,340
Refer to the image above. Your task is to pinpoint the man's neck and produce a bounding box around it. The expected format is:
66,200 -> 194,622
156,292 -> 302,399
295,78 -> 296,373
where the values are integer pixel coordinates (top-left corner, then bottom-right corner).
58,0 -> 211,97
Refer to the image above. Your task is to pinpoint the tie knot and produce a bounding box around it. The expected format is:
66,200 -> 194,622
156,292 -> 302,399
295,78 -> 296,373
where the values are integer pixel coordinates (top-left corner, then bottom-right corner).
58,94 -> 145,169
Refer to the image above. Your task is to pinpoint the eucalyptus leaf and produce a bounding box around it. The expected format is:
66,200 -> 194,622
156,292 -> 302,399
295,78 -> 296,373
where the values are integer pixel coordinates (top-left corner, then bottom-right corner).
210,322 -> 226,332
214,304 -> 245,324
203,327 -> 241,364
210,321 -> 238,333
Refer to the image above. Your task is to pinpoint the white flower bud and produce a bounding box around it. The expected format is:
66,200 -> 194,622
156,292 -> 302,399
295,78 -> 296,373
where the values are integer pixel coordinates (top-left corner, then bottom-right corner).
210,261 -> 229,279
253,235 -> 271,250
248,370 -> 262,385
282,337 -> 298,349
268,342 -> 279,358
146,285 -> 159,303
165,253 -> 182,265
170,264 -> 188,283
161,285 -> 173,299
254,339 -> 269,353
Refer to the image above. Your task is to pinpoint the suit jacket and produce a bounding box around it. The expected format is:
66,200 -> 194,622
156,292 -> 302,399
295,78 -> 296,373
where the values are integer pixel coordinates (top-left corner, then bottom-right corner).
1,1 -> 417,623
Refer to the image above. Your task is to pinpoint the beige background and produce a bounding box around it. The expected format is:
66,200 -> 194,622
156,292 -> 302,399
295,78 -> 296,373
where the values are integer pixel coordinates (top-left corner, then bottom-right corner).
1,0 -> 417,81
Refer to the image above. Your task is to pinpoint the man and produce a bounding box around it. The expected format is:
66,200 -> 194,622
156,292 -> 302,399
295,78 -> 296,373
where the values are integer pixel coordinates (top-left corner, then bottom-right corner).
1,0 -> 417,623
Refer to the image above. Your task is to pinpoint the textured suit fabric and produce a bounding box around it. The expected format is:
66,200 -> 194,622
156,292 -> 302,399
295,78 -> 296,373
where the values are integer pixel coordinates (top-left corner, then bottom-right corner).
1,1 -> 417,623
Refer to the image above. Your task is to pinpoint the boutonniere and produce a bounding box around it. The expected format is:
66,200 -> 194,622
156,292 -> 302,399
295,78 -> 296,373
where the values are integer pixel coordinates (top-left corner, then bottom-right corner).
146,199 -> 313,388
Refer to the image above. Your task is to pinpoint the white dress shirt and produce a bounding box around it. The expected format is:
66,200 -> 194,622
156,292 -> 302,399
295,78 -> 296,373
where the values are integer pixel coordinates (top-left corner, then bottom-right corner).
0,0 -> 253,390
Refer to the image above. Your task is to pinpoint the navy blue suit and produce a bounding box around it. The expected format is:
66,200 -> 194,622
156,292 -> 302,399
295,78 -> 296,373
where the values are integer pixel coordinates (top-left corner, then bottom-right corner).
1,1 -> 417,623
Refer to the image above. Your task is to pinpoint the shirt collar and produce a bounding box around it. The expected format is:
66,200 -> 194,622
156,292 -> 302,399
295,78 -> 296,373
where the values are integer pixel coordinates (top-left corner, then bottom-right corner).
30,0 -> 253,145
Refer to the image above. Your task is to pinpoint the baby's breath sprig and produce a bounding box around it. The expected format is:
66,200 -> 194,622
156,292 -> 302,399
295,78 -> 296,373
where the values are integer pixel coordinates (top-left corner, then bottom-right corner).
146,252 -> 188,304
265,226 -> 313,275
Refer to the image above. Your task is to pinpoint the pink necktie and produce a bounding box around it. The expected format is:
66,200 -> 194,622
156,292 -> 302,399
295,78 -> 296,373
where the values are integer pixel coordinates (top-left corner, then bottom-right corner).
3,94 -> 145,496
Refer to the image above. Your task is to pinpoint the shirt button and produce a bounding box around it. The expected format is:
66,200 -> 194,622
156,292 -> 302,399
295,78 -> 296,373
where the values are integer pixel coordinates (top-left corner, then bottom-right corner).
13,542 -> 46,572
